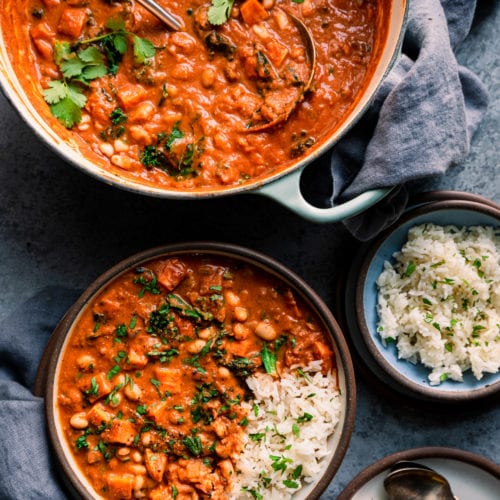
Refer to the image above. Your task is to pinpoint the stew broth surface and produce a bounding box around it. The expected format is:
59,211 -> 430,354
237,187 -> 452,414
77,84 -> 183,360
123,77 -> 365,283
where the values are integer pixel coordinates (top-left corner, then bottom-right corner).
2,0 -> 388,191
56,255 -> 335,498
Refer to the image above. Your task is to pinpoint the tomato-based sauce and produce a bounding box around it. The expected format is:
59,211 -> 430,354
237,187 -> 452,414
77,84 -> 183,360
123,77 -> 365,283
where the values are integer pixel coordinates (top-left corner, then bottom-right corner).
56,255 -> 334,498
2,0 -> 388,191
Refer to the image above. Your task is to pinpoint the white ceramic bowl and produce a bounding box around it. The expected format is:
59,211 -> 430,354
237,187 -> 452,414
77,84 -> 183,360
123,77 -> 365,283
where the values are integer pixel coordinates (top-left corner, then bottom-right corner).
37,242 -> 356,499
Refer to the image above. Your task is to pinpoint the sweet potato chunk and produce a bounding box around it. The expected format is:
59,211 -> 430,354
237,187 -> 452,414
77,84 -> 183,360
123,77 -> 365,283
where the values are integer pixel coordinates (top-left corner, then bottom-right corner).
117,84 -> 149,110
57,8 -> 87,38
145,448 -> 167,482
240,0 -> 269,25
78,372 -> 112,403
107,473 -> 134,500
103,419 -> 137,445
87,402 -> 113,426
127,348 -> 148,369
157,259 -> 187,291
265,38 -> 289,68
153,367 -> 182,395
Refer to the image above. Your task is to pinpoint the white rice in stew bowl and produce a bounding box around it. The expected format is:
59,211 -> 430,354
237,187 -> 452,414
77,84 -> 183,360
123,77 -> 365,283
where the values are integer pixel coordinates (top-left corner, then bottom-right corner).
373,222 -> 500,391
233,361 -> 342,499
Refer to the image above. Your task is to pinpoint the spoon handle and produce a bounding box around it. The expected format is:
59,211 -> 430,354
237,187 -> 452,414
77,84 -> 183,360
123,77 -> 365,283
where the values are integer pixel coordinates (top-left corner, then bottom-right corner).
136,0 -> 184,31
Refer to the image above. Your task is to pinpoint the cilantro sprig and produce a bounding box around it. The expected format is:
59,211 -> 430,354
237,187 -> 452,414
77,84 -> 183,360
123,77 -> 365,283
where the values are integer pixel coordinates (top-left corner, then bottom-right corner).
208,0 -> 235,25
43,18 -> 156,128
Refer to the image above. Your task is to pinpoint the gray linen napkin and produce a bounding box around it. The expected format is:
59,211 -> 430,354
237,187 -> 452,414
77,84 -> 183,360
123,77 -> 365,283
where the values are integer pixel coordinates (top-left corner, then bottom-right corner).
0,287 -> 80,499
323,0 -> 489,240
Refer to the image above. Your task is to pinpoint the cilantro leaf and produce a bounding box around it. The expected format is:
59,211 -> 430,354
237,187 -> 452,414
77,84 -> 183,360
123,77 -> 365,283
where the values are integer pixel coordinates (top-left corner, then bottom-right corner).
78,46 -> 105,64
132,35 -> 156,63
208,0 -> 234,25
43,80 -> 87,118
43,80 -> 69,104
45,17 -> 156,128
60,57 -> 85,79
106,18 -> 126,31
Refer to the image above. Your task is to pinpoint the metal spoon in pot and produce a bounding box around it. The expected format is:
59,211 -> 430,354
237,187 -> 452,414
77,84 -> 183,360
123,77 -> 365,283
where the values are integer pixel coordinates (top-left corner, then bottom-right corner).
136,0 -> 184,31
384,461 -> 457,500
245,11 -> 316,132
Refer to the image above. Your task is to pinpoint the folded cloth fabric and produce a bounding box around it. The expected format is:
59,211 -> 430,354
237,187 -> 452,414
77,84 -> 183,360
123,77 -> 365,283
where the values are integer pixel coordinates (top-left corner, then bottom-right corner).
313,0 -> 489,240
0,287 -> 80,499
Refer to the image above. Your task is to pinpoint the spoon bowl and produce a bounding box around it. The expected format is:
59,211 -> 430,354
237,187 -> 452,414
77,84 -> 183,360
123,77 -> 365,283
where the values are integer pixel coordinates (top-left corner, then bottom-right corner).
384,461 -> 456,500
245,10 -> 317,132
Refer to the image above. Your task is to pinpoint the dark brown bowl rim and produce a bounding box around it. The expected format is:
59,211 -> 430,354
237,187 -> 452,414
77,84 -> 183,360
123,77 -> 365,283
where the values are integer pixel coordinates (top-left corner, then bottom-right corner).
354,198 -> 500,403
41,242 -> 356,499
337,446 -> 500,499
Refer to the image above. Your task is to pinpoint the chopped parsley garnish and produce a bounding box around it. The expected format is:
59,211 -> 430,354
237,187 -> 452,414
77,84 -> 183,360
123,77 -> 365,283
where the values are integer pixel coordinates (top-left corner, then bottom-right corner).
75,434 -> 89,449
403,261 -> 416,277
139,125 -> 204,177
183,436 -> 203,456
283,479 -> 299,488
296,412 -> 313,424
133,267 -> 161,297
241,487 -> 263,500
85,377 -> 99,397
270,455 -> 293,473
136,404 -> 147,415
261,345 -> 276,374
249,433 -> 266,442
110,107 -> 127,125
106,365 -> 121,380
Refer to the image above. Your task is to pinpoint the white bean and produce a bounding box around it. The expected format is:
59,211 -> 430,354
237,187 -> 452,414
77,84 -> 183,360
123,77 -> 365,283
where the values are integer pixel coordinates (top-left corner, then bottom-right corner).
70,412 -> 89,430
225,291 -> 240,307
99,142 -> 114,157
255,320 -> 277,341
124,382 -> 142,402
187,339 -> 206,354
233,307 -> 248,322
114,139 -> 129,152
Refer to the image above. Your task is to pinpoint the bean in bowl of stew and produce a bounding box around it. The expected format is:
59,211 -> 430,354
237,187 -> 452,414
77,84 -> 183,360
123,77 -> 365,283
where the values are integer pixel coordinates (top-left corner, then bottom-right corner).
39,242 -> 356,499
0,0 -> 406,221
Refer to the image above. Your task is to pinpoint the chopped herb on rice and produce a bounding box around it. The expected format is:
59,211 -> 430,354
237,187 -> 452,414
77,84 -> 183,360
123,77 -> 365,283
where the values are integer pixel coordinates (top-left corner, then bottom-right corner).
376,223 -> 500,385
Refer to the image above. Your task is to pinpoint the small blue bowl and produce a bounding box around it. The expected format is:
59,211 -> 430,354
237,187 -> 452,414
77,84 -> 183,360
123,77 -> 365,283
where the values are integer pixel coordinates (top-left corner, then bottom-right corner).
355,198 -> 500,403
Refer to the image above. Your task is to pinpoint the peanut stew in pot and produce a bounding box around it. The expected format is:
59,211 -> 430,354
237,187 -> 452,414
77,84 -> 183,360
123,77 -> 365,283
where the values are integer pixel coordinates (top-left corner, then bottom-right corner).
56,254 -> 335,498
2,0 -> 389,191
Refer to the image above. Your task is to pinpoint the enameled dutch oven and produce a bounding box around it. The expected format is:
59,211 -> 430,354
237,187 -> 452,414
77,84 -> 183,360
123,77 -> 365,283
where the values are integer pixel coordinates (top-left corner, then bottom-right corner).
35,242 -> 357,499
0,1 -> 407,222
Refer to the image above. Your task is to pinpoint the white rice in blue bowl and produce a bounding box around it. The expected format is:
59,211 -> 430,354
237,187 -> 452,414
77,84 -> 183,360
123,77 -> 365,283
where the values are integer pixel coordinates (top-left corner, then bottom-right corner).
356,199 -> 500,404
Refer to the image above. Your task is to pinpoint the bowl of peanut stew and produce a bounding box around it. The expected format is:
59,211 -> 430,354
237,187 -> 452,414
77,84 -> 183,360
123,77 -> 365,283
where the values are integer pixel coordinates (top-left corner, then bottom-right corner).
0,0 -> 406,221
40,242 -> 356,499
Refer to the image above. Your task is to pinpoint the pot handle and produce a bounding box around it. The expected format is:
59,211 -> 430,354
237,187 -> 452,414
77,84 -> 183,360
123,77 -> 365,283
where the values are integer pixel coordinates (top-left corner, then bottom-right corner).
255,167 -> 391,223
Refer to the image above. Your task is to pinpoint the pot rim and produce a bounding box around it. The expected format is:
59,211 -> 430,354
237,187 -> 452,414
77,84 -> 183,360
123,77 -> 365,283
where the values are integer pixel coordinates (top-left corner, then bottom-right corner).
41,242 -> 357,499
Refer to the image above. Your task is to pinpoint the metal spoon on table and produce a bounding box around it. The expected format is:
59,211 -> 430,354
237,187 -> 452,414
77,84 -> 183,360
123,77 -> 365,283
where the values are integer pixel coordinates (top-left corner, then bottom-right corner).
136,0 -> 184,30
384,461 -> 457,500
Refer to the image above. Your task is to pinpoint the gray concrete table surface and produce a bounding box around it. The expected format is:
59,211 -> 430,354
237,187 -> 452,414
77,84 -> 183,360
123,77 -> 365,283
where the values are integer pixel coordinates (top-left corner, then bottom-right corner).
0,1 -> 498,498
